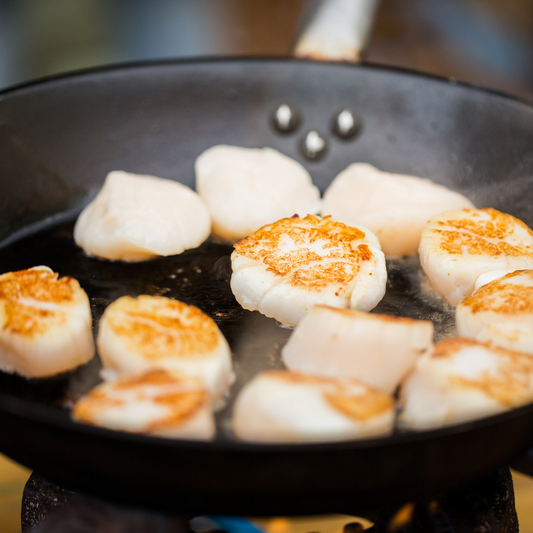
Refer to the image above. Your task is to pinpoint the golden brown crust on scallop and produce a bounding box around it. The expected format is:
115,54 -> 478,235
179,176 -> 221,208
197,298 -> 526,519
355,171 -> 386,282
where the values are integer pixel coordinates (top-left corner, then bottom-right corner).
461,270 -> 533,315
264,370 -> 393,422
431,337 -> 533,407
324,389 -> 393,422
0,268 -> 80,336
431,337 -> 481,358
433,208 -> 533,257
73,370 -> 208,432
2,305 -> 65,337
265,369 -> 337,386
232,215 -> 376,294
451,376 -> 531,407
104,296 -> 220,359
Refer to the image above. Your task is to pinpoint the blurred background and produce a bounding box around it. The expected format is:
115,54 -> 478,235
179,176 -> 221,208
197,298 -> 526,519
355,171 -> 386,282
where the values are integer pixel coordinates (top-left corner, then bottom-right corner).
1,0 -> 533,101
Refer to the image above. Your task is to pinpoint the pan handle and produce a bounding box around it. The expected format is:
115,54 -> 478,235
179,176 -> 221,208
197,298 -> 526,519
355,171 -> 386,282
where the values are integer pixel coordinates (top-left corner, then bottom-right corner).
293,0 -> 381,62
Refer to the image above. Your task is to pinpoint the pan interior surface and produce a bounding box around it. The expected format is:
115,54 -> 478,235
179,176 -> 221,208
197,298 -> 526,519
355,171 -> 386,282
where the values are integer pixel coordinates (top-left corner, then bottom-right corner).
1,59 -> 533,515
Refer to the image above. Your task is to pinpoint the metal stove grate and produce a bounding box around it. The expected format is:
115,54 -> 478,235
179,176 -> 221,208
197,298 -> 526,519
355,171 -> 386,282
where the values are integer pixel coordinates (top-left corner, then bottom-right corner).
21,467 -> 518,533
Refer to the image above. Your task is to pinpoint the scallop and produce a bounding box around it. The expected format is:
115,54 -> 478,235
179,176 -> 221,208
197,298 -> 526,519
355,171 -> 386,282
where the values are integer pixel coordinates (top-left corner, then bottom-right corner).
399,337 -> 533,430
282,306 -> 433,393
456,269 -> 533,354
321,163 -> 474,257
230,215 -> 387,326
0,266 -> 94,378
74,170 -> 211,262
419,208 -> 533,306
477,323 -> 533,355
72,369 -> 215,440
232,370 -> 395,443
195,145 -> 321,241
97,295 -> 234,400
474,269 -> 520,292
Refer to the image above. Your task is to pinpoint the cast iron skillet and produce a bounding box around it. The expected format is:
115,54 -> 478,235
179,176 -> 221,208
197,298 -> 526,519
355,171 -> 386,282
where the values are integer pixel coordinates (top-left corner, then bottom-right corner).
1,58 -> 533,516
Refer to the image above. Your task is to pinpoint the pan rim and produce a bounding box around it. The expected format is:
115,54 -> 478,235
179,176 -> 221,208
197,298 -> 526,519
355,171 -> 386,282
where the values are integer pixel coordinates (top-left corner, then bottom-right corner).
1,55 -> 532,110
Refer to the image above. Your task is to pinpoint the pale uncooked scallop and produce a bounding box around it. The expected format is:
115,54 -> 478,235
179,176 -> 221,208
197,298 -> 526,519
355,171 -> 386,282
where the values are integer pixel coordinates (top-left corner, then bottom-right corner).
97,296 -> 234,400
419,208 -> 533,307
282,306 -> 433,393
321,163 -> 474,257
399,337 -> 533,430
74,171 -> 211,262
195,145 -> 321,241
230,215 -> 387,326
72,369 -> 215,440
232,370 -> 395,443
456,270 -> 533,353
0,266 -> 94,378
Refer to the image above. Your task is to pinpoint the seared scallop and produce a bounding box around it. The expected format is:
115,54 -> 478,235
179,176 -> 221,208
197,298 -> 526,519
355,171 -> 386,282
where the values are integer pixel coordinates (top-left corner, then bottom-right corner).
477,323 -> 533,355
473,269 -> 520,292
72,370 -> 215,440
195,145 -> 321,241
321,163 -> 474,257
419,208 -> 533,306
97,296 -> 234,400
282,306 -> 433,393
74,170 -> 211,262
456,270 -> 533,353
400,337 -> 533,430
232,370 -> 395,443
231,215 -> 387,326
0,266 -> 94,378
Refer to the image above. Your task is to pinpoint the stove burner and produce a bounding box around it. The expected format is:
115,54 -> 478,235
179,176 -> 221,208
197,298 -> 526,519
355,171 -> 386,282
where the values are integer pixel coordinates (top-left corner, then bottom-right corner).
21,467 -> 518,533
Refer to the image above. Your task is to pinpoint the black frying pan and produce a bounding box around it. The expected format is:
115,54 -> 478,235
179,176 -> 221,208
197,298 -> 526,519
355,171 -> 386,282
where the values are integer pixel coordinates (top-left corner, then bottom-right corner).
1,58 -> 533,517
